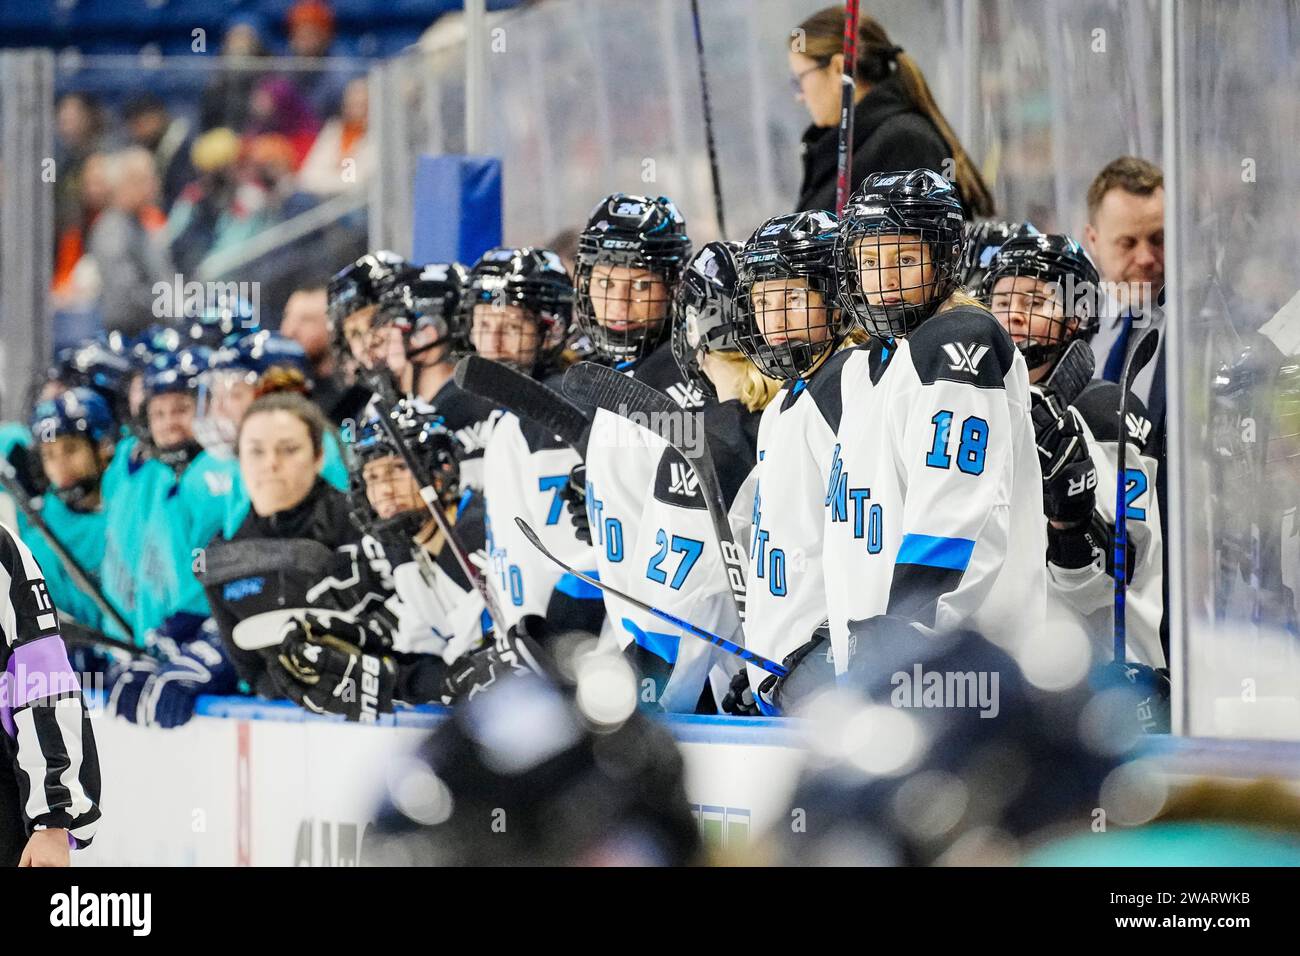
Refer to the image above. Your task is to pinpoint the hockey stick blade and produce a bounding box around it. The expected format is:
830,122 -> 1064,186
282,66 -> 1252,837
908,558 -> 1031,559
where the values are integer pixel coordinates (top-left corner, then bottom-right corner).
1044,338 -> 1096,408
563,362 -> 748,622
515,516 -> 783,677
1113,325 -> 1160,662
454,355 -> 591,452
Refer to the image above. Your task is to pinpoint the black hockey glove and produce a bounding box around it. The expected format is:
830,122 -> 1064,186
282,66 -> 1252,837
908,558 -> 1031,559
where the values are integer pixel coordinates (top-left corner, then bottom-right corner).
561,463 -> 592,545
439,615 -> 550,704
1031,387 -> 1097,525
270,612 -> 396,722
755,624 -> 837,715
1090,660 -> 1171,734
720,668 -> 761,717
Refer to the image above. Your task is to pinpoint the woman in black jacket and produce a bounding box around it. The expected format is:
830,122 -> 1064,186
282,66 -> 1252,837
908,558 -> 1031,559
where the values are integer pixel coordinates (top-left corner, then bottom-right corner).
200,389 -> 396,698
788,5 -> 994,218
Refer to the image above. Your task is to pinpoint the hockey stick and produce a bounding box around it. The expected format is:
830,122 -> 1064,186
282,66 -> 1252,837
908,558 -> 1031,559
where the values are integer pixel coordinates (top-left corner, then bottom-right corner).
515,517 -> 785,677
1043,338 -> 1096,406
0,457 -> 135,642
366,373 -> 505,634
58,616 -> 149,660
689,0 -> 727,238
562,362 -> 748,623
453,355 -> 591,453
834,0 -> 861,214
1113,326 -> 1160,662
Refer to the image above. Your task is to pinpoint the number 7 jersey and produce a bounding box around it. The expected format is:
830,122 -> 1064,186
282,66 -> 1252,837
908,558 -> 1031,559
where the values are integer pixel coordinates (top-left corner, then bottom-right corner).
822,308 -> 1047,664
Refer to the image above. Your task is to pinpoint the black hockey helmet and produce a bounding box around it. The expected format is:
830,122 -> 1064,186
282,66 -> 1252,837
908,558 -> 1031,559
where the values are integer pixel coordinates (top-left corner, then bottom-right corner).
328,250 -> 409,359
460,247 -> 574,375
836,168 -> 968,338
979,233 -> 1100,371
670,241 -> 744,399
734,210 -> 848,382
961,218 -> 1040,289
347,398 -> 462,548
374,262 -> 468,368
573,193 -> 693,363
47,339 -> 132,415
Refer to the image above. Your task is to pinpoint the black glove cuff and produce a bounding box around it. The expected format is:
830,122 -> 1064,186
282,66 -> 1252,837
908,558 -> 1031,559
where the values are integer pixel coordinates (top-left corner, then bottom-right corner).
1046,521 -> 1099,569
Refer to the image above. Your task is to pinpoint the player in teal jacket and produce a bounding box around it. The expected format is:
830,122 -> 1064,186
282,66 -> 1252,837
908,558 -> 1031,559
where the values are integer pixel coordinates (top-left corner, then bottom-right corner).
20,389 -> 120,632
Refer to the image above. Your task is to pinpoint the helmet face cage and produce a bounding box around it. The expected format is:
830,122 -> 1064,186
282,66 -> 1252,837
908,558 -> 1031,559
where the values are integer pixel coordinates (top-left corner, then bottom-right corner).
347,403 -> 462,546
328,251 -> 409,361
194,365 -> 257,459
978,235 -> 1100,372
373,263 -> 466,369
960,219 -> 1040,289
836,170 -> 967,338
461,248 -> 573,375
670,241 -> 743,398
734,212 -> 848,383
573,194 -> 692,364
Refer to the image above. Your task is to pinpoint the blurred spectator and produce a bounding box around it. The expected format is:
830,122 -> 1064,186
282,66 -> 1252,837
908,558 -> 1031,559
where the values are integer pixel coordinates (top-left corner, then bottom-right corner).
199,16 -> 271,133
280,282 -> 367,423
123,93 -> 196,210
298,76 -> 374,197
52,152 -> 109,305
54,92 -> 107,236
285,0 -> 351,121
168,129 -> 269,275
544,227 -> 580,277
86,147 -> 174,335
245,76 -> 321,168
246,133 -> 316,219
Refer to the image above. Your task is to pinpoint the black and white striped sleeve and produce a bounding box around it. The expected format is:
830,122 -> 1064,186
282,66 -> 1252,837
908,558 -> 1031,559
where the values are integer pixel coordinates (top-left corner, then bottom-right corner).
0,522 -> 101,848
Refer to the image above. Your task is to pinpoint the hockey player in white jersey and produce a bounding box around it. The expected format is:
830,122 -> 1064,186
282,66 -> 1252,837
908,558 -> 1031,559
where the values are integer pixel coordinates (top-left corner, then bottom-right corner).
462,247 -> 599,634
561,193 -> 707,685
620,241 -> 779,711
726,211 -> 858,715
980,233 -> 1165,669
768,170 -> 1046,712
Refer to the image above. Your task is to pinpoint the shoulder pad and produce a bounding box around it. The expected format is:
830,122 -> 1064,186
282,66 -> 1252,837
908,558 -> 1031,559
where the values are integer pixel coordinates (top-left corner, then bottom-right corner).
907,306 -> 1017,389
653,450 -> 707,511
1073,380 -> 1152,449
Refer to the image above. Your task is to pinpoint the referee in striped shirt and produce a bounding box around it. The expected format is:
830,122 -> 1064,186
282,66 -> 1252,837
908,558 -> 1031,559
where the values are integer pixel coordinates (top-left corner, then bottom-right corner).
0,522 -> 102,866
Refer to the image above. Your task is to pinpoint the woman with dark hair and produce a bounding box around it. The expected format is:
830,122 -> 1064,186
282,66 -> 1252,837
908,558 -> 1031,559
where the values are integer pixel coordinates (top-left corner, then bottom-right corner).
199,390 -> 395,701
788,5 -> 994,217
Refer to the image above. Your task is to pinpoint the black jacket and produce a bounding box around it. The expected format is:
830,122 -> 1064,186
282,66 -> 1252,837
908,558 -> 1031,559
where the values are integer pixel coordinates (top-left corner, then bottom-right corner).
795,73 -> 952,214
201,478 -> 377,697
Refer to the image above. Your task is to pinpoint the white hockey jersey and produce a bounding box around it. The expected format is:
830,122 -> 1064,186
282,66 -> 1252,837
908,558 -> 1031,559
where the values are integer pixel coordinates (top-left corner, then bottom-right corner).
1046,380 -> 1165,668
822,307 -> 1047,663
742,346 -> 864,696
481,410 -> 588,632
582,347 -> 707,659
618,399 -> 761,711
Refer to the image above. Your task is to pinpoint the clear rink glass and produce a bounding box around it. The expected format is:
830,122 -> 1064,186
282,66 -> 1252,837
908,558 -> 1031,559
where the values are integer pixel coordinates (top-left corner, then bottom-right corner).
1165,0 -> 1300,738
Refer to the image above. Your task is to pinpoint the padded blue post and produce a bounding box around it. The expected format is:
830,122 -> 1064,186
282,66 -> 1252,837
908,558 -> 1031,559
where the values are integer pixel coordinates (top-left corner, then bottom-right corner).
411,154 -> 503,265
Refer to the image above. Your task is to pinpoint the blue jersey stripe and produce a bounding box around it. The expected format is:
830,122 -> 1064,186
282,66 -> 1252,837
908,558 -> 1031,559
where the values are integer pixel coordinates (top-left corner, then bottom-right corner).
621,616 -> 680,664
896,533 -> 976,572
555,570 -> 603,600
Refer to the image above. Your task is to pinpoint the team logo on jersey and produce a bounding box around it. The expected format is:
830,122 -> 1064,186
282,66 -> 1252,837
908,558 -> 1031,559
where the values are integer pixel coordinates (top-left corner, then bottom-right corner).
665,381 -> 706,409
942,342 -> 990,375
1125,412 -> 1152,445
668,462 -> 700,497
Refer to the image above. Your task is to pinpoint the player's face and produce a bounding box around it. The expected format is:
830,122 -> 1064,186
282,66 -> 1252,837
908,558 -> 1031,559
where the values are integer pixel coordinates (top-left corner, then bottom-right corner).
989,275 -> 1076,382
362,454 -> 423,520
750,278 -> 832,346
146,391 -> 197,448
588,264 -> 671,333
854,234 -> 936,306
38,435 -> 99,491
238,410 -> 322,516
127,372 -> 146,419
471,302 -> 540,369
342,305 -> 380,365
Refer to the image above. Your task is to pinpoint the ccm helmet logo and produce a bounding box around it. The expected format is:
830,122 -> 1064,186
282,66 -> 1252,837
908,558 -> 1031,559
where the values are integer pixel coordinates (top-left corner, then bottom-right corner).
601,238 -> 638,250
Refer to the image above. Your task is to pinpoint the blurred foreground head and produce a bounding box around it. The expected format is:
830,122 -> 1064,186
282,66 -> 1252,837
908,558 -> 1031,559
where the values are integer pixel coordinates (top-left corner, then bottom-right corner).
776,623 -> 1156,866
364,673 -> 701,866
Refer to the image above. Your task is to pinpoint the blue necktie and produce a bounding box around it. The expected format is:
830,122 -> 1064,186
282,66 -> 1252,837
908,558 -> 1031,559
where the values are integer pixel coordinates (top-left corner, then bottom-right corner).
1103,312 -> 1134,383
